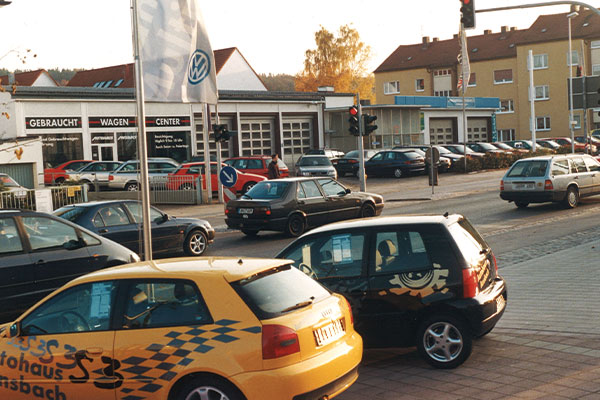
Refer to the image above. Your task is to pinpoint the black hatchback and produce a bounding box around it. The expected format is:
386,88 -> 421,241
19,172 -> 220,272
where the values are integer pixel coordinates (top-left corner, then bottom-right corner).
365,149 -> 426,178
276,214 -> 507,369
0,209 -> 139,322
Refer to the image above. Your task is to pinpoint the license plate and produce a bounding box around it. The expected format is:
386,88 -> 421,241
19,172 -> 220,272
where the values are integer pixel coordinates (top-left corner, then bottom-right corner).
496,295 -> 506,312
314,319 -> 345,347
238,208 -> 253,214
514,183 -> 534,190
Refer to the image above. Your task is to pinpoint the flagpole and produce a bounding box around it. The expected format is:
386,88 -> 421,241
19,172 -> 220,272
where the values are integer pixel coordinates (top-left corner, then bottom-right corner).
131,0 -> 153,260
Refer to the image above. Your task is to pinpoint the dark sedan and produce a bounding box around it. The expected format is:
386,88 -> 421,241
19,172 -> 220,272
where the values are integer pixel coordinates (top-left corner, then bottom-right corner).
335,149 -> 378,177
0,209 -> 139,322
54,200 -> 215,257
365,149 -> 426,178
225,177 -> 384,237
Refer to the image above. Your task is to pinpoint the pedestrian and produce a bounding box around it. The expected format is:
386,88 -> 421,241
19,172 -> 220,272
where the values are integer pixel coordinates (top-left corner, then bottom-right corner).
268,153 -> 281,179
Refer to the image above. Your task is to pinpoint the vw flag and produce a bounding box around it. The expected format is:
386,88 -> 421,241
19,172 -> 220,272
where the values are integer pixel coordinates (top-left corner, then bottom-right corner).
138,0 -> 218,104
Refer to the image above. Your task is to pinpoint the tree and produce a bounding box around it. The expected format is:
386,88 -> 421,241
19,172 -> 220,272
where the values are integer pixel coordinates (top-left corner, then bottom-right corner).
295,25 -> 374,102
259,73 -> 295,91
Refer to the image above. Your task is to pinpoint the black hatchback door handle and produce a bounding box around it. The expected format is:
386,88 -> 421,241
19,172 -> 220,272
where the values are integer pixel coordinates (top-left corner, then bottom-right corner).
98,228 -> 108,234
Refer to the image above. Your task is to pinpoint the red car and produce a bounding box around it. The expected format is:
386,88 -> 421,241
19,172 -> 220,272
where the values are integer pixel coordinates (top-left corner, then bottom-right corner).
545,137 -> 592,153
224,155 -> 290,178
166,162 -> 266,194
43,160 -> 93,185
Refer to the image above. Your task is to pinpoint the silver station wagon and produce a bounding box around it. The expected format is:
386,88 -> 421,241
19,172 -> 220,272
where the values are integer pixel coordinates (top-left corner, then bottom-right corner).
500,154 -> 600,208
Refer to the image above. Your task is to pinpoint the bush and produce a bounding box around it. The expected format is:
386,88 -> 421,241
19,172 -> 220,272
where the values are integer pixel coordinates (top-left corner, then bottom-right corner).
450,148 -> 560,173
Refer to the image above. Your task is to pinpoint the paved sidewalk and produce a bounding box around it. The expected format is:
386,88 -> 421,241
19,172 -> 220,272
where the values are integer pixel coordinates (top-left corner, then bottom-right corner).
338,239 -> 600,399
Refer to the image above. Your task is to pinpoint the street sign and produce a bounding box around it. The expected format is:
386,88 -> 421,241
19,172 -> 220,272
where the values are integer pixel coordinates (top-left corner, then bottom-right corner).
219,166 -> 237,188
425,147 -> 440,164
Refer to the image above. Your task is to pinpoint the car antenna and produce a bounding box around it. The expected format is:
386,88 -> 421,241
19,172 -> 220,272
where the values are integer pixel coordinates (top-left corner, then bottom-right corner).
443,212 -> 449,218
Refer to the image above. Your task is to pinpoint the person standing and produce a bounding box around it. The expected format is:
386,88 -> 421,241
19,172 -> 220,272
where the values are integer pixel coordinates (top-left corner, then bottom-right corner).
268,153 -> 281,179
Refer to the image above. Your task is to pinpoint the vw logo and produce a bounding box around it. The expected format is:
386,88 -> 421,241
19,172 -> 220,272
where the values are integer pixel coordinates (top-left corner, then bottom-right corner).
187,49 -> 211,85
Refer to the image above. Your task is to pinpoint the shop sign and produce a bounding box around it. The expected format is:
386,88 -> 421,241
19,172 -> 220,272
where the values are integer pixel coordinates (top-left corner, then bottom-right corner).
145,116 -> 191,127
153,133 -> 189,150
89,117 -> 137,128
26,117 -> 82,129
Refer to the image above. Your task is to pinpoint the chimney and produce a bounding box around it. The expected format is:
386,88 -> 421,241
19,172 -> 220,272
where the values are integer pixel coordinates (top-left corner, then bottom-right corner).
510,26 -> 517,31
432,37 -> 439,42
422,36 -> 430,44
501,26 -> 508,33
484,29 -> 492,35
453,33 -> 459,39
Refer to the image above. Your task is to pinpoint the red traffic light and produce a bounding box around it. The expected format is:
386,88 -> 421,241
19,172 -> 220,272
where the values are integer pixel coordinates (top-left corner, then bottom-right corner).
349,106 -> 358,116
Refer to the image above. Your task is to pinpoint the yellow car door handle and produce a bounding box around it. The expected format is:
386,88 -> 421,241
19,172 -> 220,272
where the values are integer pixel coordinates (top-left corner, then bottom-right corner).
85,347 -> 104,356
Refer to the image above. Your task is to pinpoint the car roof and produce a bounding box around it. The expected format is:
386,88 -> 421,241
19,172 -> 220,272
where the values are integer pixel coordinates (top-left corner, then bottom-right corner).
305,214 -> 463,236
227,155 -> 269,160
70,257 -> 294,285
58,200 -> 138,209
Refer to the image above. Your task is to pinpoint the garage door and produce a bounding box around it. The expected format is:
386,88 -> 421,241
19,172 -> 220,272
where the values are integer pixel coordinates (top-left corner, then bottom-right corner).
429,119 -> 454,144
467,118 -> 489,142
282,119 -> 312,170
240,120 -> 273,156
0,163 -> 35,188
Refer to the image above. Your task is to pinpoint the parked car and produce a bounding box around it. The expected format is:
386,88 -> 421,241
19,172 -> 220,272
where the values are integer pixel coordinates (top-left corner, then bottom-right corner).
536,139 -> 561,151
224,155 -> 290,178
305,148 -> 345,166
365,149 -> 426,178
54,200 -> 215,257
107,158 -> 180,191
466,142 -> 506,154
574,136 -> 600,154
500,154 -> 600,208
167,161 -> 267,195
393,147 -> 452,172
545,137 -> 590,153
0,209 -> 139,322
0,257 -> 362,400
0,173 -> 27,193
503,140 -> 538,151
442,144 -> 485,158
0,173 -> 29,208
276,213 -> 507,369
44,159 -> 93,185
295,155 -> 337,179
335,149 -> 379,177
225,177 -> 384,237
424,145 -> 465,162
491,142 -> 528,154
66,160 -> 122,191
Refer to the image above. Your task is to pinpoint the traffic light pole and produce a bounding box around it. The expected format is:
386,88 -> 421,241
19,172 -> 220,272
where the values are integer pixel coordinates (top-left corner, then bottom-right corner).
215,104 -> 224,203
356,93 -> 367,192
476,1 -> 600,17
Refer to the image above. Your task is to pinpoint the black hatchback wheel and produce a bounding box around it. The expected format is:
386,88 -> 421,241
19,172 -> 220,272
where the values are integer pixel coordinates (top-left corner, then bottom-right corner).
286,214 -> 305,237
416,314 -> 472,369
184,229 -> 208,256
393,168 -> 403,178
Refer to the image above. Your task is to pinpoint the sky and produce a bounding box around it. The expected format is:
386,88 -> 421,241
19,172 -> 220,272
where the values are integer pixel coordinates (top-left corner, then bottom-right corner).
0,0 -> 578,75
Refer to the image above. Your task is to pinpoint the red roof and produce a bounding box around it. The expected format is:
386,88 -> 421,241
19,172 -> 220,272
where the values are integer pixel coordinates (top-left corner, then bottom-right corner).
375,10 -> 600,73
0,69 -> 58,86
67,48 -> 239,88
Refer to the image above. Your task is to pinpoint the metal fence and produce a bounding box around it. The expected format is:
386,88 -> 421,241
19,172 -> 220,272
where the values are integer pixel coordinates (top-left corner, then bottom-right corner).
0,185 -> 88,211
149,175 -> 203,205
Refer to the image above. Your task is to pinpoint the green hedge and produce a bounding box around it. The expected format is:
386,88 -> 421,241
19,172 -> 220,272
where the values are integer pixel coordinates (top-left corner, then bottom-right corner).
449,149 -> 557,173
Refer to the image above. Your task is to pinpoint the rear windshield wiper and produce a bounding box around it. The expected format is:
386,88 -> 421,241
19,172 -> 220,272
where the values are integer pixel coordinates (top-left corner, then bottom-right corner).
281,297 -> 315,313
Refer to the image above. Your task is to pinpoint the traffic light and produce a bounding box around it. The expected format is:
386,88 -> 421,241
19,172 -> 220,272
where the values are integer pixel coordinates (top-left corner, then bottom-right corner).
213,124 -> 231,142
348,106 -> 359,136
363,114 -> 378,136
460,0 -> 475,29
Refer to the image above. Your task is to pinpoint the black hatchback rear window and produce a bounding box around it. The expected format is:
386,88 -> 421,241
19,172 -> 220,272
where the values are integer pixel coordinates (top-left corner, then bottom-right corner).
231,265 -> 330,320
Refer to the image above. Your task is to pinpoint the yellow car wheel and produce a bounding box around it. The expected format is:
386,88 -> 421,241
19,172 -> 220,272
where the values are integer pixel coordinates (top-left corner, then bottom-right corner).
178,376 -> 244,400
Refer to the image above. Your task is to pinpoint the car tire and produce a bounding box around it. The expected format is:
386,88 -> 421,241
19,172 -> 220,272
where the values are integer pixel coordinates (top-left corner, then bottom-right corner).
55,177 -> 65,185
184,229 -> 208,256
286,214 -> 305,237
242,181 -> 256,194
125,182 -> 139,192
416,314 -> 472,369
241,229 -> 259,236
180,183 -> 194,191
393,168 -> 403,179
563,185 -> 579,209
515,201 -> 529,208
360,203 -> 376,218
177,376 -> 244,400
82,180 -> 94,192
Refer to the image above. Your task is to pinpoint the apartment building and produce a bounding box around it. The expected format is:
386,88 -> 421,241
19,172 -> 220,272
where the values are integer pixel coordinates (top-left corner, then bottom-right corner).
374,9 -> 600,143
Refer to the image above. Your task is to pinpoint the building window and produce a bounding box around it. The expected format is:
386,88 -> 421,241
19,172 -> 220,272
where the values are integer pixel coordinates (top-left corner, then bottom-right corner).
536,116 -> 551,131
467,73 -> 476,87
498,129 -> 515,141
534,85 -> 550,101
494,69 -> 513,84
415,79 -> 425,92
573,114 -> 581,129
384,81 -> 400,94
592,64 -> 600,76
434,90 -> 450,97
567,50 -> 579,66
532,54 -> 548,69
433,69 -> 451,76
498,99 -> 514,113
592,40 -> 600,49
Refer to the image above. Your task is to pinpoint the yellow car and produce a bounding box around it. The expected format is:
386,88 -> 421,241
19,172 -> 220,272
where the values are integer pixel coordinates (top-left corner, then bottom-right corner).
0,257 -> 362,400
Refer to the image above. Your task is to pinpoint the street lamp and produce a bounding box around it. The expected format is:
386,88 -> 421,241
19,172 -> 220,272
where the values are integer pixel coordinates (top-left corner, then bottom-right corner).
567,11 -> 579,154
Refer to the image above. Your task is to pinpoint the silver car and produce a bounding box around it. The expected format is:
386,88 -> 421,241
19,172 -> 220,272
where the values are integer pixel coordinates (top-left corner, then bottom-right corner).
500,154 -> 600,208
295,155 -> 337,179
67,161 -> 122,191
108,158 -> 179,191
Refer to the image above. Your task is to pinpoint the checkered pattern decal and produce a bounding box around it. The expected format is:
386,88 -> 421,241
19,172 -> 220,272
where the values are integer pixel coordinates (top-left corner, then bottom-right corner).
117,320 -> 261,400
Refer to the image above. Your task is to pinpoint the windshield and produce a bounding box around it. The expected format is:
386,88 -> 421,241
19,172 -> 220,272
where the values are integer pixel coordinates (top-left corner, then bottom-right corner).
54,206 -> 88,222
477,143 -> 498,151
298,156 -> 331,166
0,175 -> 20,187
493,142 -> 512,150
435,146 -> 453,155
344,150 -> 358,158
507,160 -> 548,178
244,181 -> 289,199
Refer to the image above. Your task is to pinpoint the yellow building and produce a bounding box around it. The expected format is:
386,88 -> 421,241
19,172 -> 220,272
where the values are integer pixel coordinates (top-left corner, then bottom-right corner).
374,10 -> 600,143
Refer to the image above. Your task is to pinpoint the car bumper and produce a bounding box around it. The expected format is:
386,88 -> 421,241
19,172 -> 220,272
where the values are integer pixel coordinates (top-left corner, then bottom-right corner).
500,190 -> 565,203
233,331 -> 362,400
225,216 -> 288,232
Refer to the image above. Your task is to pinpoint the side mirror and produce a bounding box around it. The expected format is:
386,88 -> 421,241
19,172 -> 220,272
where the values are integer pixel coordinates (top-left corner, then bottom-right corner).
345,188 -> 351,194
162,214 -> 169,222
7,322 -> 20,338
